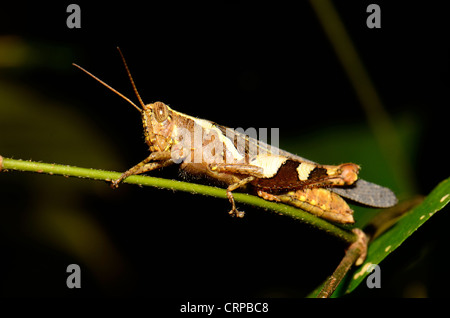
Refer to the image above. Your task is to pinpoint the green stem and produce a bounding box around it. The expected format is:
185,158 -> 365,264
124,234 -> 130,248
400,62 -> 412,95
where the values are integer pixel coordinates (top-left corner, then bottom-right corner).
0,156 -> 357,244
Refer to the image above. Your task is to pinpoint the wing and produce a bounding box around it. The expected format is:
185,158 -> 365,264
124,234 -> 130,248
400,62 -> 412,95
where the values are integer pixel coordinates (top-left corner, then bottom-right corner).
215,124 -> 315,162
282,151 -> 397,208
330,179 -> 398,208
216,124 -> 397,208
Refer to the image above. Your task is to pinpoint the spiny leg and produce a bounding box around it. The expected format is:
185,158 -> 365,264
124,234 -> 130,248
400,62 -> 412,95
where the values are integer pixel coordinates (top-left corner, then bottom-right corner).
226,176 -> 255,218
111,151 -> 172,188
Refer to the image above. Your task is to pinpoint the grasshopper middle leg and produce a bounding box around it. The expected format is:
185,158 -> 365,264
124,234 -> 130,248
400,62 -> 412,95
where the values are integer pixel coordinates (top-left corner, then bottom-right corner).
209,162 -> 264,217
226,176 -> 255,218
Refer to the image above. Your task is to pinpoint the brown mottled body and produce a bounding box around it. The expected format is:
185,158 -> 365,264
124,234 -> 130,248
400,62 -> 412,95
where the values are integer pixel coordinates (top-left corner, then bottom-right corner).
73,48 -> 397,224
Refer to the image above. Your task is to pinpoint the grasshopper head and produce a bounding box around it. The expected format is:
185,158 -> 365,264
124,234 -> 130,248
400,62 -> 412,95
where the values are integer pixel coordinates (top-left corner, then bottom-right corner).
73,49 -> 176,153
142,101 -> 175,152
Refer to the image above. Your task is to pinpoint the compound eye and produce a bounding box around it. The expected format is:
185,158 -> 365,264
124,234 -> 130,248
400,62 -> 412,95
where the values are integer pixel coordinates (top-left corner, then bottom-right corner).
153,102 -> 168,122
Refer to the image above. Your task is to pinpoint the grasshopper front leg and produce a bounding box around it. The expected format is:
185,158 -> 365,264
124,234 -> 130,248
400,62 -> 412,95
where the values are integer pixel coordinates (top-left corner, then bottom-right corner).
111,151 -> 173,188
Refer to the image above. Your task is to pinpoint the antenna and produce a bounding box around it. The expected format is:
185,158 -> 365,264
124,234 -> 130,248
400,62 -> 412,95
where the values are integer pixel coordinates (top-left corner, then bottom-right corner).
116,47 -> 146,110
72,56 -> 142,112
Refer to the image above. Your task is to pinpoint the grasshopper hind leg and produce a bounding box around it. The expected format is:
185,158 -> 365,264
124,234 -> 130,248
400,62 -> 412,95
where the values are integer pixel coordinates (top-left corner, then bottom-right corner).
257,188 -> 355,224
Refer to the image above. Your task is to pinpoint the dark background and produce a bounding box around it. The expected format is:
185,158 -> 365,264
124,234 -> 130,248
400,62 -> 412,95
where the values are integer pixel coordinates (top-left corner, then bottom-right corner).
0,1 -> 448,298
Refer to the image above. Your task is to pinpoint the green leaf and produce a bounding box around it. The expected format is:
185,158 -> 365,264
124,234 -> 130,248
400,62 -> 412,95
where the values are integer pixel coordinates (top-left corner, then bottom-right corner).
331,177 -> 450,297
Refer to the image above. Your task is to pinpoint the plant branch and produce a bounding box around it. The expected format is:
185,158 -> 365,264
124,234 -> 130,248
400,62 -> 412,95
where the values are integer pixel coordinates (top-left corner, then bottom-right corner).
317,228 -> 368,298
0,156 -> 357,244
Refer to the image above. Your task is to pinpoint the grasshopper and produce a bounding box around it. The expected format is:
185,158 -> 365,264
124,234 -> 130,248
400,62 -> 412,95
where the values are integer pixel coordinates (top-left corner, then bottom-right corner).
73,48 -> 397,224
